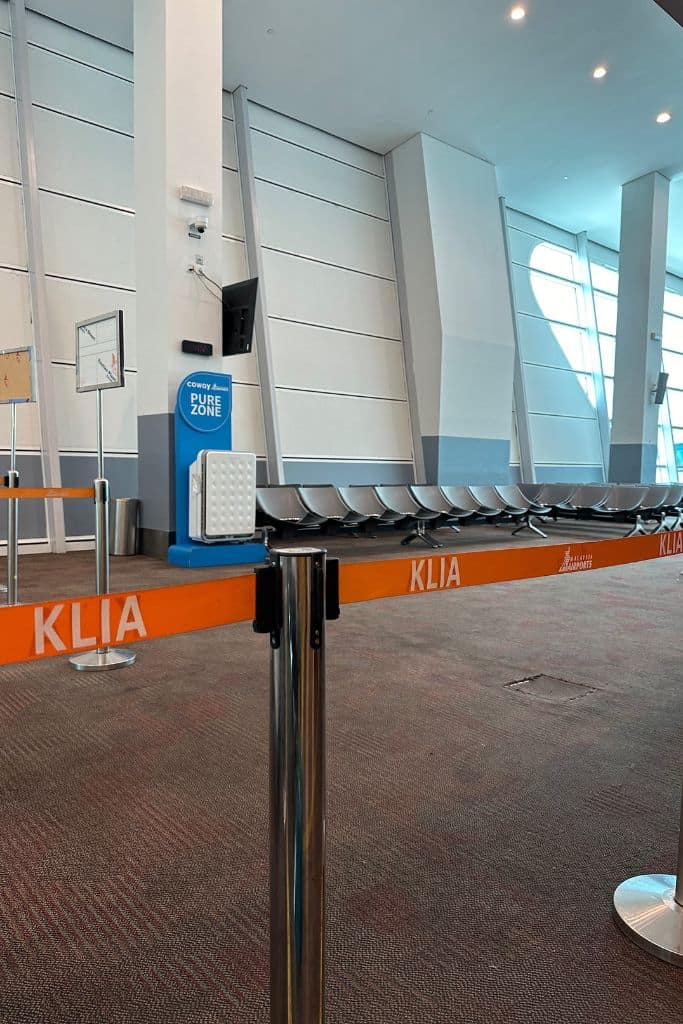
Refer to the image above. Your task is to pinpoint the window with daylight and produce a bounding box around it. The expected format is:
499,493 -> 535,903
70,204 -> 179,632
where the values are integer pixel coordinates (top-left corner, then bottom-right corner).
662,287 -> 683,482
507,211 -> 605,479
590,258 -> 680,482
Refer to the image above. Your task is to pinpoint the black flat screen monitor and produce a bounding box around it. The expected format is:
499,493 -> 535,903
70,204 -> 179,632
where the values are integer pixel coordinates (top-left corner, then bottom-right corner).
222,277 -> 258,356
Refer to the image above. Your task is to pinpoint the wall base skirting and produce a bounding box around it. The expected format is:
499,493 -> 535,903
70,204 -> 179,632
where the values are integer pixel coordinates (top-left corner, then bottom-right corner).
422,436 -> 511,485
139,527 -> 174,559
608,442 -> 657,484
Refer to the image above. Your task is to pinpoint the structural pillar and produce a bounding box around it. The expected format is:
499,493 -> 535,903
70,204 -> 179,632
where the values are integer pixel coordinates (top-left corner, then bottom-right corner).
609,172 -> 670,483
134,0 -> 224,556
387,134 -> 516,484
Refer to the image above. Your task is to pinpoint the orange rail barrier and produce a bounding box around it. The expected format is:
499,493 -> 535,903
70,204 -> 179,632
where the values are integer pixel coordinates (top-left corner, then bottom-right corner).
339,531 -> 683,605
0,531 -> 681,668
0,574 -> 255,667
0,487 -> 95,500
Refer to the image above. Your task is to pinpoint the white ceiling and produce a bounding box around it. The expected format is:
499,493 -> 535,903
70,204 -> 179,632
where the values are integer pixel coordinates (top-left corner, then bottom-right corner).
29,0 -> 683,274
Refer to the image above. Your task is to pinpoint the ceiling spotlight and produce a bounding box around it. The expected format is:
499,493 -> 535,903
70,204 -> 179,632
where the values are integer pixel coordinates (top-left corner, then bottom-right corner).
509,5 -> 526,20
593,65 -> 607,79
656,111 -> 672,124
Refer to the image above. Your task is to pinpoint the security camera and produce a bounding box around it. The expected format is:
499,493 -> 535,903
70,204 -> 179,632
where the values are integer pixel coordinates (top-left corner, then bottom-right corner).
188,216 -> 208,239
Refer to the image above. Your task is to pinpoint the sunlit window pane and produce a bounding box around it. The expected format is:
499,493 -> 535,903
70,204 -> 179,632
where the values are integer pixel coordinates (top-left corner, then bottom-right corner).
599,334 -> 615,377
604,377 -> 614,421
661,348 -> 683,385
666,389 -> 683,428
593,292 -> 618,336
529,242 -> 578,282
590,263 -> 619,295
529,271 -> 582,326
663,313 -> 683,354
664,291 -> 683,317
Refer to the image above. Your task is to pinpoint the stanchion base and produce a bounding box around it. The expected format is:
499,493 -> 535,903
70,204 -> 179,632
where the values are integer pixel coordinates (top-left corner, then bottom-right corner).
613,874 -> 683,965
69,648 -> 136,672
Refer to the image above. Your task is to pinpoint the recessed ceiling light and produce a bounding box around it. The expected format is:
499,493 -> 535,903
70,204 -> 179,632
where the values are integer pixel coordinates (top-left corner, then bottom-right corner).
509,5 -> 526,20
656,111 -> 672,124
593,65 -> 608,79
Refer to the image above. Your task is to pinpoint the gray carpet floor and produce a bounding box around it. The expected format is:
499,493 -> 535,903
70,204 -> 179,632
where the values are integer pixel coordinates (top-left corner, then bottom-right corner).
0,525 -> 681,1022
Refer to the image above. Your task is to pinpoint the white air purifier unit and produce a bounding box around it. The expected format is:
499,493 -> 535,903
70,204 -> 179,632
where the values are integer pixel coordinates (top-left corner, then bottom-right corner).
188,449 -> 256,543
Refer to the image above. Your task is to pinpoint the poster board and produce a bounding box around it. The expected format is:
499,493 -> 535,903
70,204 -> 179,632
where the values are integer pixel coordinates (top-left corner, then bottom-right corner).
0,348 -> 34,404
75,310 -> 125,393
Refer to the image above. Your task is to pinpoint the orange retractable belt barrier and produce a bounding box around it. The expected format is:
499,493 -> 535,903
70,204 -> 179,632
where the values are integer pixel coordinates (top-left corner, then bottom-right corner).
339,531 -> 683,605
0,531 -> 681,668
0,487 -> 95,500
0,574 -> 255,667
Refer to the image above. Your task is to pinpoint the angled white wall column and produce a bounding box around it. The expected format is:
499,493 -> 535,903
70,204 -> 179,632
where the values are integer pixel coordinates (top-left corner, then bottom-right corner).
386,134 -> 515,484
9,0 -> 66,552
499,197 -> 534,483
232,86 -> 283,484
134,0 -> 223,556
609,172 -> 670,483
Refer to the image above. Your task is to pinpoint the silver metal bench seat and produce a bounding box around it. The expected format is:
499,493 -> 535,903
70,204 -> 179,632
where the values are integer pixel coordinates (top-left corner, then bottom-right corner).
624,483 -> 675,536
297,485 -> 367,527
556,484 -> 611,513
375,485 -> 443,550
256,485 -> 326,529
338,485 -> 403,523
410,485 -> 472,536
439,485 -> 499,518
494,484 -> 552,538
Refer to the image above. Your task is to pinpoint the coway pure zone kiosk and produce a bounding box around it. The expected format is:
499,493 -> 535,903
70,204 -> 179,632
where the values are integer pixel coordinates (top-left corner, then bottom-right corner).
168,370 -> 263,568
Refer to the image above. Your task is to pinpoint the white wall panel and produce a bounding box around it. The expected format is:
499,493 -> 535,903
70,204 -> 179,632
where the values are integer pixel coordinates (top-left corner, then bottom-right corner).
0,267 -> 31,345
0,399 -> 41,450
28,45 -> 133,134
0,33 -> 14,96
26,11 -> 133,80
222,91 -> 234,120
257,179 -> 394,279
263,249 -> 401,339
45,276 -> 136,365
525,364 -> 597,418
278,390 -> 412,461
512,264 -> 582,325
508,228 -> 577,279
222,117 -> 238,171
231,383 -> 265,456
0,2 -> 9,34
222,236 -> 248,282
251,129 -> 388,218
0,94 -> 19,181
0,181 -> 27,268
270,319 -> 405,399
40,191 -> 134,287
517,315 -> 592,372
54,363 -> 137,452
506,209 -> 577,250
34,106 -> 133,208
224,351 -> 258,386
249,103 -> 384,177
222,167 -> 244,239
530,413 -> 603,466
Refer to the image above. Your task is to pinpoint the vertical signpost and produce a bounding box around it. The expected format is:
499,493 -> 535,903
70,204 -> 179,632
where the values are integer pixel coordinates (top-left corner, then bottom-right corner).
0,347 -> 35,605
70,311 -> 135,671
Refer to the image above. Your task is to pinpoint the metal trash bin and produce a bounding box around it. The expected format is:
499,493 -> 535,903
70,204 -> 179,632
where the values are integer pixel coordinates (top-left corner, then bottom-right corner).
110,497 -> 139,556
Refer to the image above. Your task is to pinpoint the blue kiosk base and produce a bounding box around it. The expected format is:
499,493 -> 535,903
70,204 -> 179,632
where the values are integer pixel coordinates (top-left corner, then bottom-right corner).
168,541 -> 266,568
169,370 -> 267,570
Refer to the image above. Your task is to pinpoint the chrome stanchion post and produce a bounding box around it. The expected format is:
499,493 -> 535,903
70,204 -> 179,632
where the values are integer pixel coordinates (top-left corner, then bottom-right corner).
6,401 -> 18,605
70,390 -> 135,672
253,548 -> 339,1024
613,781 -> 683,965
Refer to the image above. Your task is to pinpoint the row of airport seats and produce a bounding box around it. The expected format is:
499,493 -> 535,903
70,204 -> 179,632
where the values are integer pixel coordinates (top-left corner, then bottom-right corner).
255,483 -> 683,549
